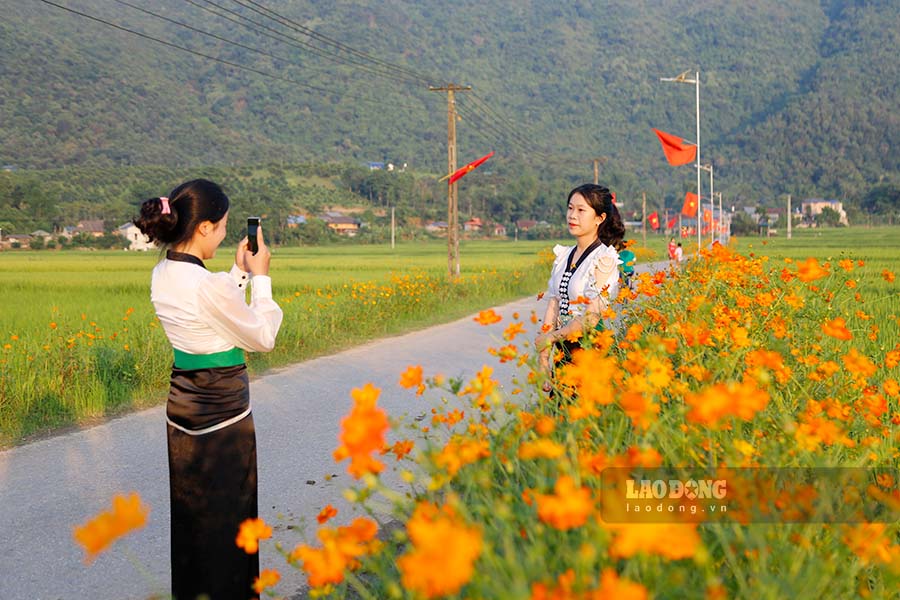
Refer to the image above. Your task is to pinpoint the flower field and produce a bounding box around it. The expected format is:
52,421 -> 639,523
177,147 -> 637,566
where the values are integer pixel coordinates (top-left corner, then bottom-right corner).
69,227 -> 900,598
264,233 -> 898,598
0,241 -> 552,446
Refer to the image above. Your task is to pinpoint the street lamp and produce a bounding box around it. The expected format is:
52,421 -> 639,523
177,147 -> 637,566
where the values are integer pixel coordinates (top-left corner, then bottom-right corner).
660,70 -> 701,253
699,163 -> 714,246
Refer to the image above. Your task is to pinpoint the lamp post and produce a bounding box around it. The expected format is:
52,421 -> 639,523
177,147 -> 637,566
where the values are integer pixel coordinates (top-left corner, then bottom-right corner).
660,70 -> 701,253
699,163 -> 714,246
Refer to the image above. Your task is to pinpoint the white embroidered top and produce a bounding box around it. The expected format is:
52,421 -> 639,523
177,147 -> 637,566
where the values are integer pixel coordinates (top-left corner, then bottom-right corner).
546,243 -> 621,321
151,259 -> 283,354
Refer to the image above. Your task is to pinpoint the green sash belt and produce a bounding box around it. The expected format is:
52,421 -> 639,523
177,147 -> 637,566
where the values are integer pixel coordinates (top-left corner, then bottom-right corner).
173,347 -> 245,370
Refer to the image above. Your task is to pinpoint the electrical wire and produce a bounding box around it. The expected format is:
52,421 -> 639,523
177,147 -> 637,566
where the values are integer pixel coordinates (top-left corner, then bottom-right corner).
228,0 -> 438,84
35,0 -> 425,111
179,0 -> 424,86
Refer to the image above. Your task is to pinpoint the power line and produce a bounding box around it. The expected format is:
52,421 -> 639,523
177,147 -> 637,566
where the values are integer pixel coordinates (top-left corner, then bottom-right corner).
229,0 -> 438,85
461,94 -> 550,157
180,0 -> 424,86
35,0 -> 424,111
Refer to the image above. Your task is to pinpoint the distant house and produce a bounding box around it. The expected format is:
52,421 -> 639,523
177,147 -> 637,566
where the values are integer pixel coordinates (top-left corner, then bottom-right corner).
490,223 -> 507,237
4,234 -> 32,248
801,199 -> 848,226
286,215 -> 308,228
30,230 -> 53,240
516,219 -> 538,231
117,223 -> 154,251
75,220 -> 106,237
463,217 -> 483,232
367,162 -> 385,171
425,221 -> 448,233
321,214 -> 361,236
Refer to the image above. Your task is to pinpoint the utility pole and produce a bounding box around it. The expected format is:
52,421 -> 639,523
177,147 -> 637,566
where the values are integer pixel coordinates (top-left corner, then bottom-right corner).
431,84 -> 471,278
592,157 -> 607,185
391,206 -> 395,249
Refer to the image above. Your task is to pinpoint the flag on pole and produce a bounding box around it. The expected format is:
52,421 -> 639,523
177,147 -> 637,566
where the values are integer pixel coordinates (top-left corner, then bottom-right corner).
652,129 -> 697,166
667,216 -> 677,230
648,211 -> 660,230
442,151 -> 494,185
682,192 -> 699,217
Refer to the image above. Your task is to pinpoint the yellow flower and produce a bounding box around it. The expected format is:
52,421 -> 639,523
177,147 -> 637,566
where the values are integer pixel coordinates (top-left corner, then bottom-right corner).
236,517 -> 272,554
73,492 -> 149,563
398,502 -> 482,598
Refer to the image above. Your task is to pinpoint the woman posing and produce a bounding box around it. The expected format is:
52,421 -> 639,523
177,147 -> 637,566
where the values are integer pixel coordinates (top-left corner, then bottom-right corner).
536,183 -> 625,385
134,179 -> 283,599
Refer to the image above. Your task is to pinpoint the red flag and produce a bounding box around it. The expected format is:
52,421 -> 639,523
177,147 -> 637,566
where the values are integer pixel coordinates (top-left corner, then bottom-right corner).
703,209 -> 712,224
648,212 -> 660,230
653,129 -> 697,166
682,192 -> 699,217
667,216 -> 677,230
446,151 -> 494,185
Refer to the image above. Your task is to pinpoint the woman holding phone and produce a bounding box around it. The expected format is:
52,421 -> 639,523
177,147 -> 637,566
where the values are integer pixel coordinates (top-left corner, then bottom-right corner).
134,179 -> 282,600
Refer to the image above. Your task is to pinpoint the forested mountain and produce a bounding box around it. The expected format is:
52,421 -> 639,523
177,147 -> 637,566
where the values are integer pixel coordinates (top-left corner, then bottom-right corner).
1,0 -> 898,212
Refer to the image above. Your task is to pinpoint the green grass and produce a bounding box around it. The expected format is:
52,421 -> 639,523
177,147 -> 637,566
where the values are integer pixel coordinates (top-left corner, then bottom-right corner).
0,240 -> 554,446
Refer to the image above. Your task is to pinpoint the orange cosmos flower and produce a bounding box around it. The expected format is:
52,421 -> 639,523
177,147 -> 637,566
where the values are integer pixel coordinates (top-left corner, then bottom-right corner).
317,504 -> 338,524
435,436 -> 490,476
619,390 -> 659,430
474,309 -> 502,325
841,524 -> 900,566
796,257 -> 829,282
291,517 -> 379,588
684,380 -> 770,426
389,439 -> 415,460
884,379 -> 899,398
73,492 -> 149,563
821,317 -> 852,341
397,502 -> 483,599
595,568 -> 648,600
843,348 -> 877,380
518,439 -> 566,460
838,259 -> 854,272
532,475 -> 594,530
333,383 -> 390,479
607,522 -> 701,560
883,269 -> 896,283
253,569 -> 281,594
503,321 -> 527,340
236,517 -> 272,554
399,365 -> 425,395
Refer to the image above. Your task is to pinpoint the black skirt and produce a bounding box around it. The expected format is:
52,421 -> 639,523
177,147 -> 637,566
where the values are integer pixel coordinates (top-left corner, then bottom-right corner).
166,364 -> 258,600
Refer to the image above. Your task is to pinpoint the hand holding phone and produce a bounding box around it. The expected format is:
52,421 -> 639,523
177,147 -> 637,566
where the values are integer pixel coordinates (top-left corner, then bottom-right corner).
247,217 -> 260,255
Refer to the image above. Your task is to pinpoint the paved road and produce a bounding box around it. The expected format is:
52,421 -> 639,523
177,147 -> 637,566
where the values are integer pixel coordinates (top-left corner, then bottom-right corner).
1,260 -> 666,599
0,295 -> 544,600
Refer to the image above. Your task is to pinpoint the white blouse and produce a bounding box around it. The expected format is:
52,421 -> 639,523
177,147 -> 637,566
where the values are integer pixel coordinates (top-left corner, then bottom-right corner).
546,243 -> 621,319
151,260 -> 283,355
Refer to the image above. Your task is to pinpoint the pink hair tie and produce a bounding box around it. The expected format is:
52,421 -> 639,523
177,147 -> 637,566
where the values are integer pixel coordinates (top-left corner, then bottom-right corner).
160,197 -> 171,215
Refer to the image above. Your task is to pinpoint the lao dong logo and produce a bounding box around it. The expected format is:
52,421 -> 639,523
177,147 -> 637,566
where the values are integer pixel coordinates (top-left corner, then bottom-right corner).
625,479 -> 727,500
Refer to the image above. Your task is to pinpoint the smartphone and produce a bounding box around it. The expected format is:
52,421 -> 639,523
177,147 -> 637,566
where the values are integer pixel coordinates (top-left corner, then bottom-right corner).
247,217 -> 260,255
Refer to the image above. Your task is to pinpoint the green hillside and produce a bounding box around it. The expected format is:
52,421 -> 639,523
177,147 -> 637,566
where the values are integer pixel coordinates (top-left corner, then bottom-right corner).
1,0 -> 898,204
